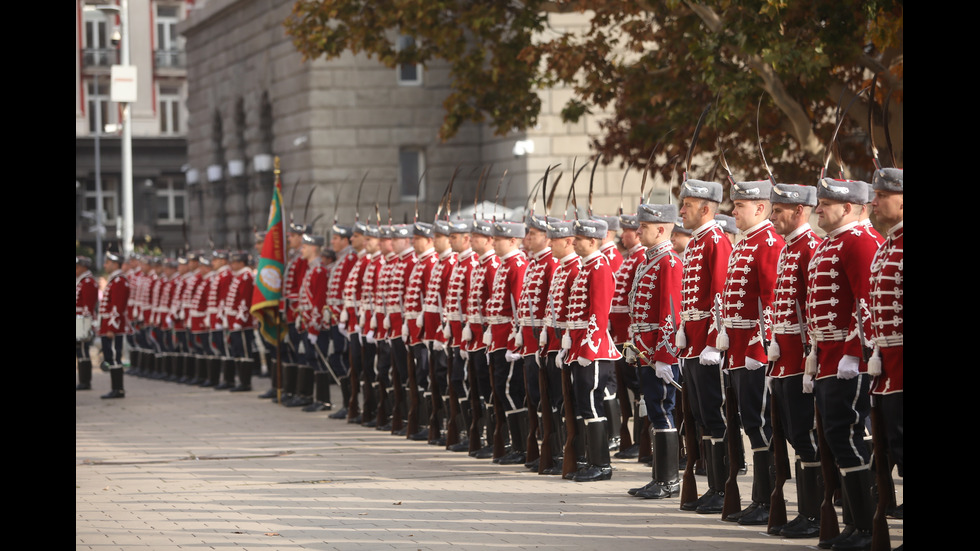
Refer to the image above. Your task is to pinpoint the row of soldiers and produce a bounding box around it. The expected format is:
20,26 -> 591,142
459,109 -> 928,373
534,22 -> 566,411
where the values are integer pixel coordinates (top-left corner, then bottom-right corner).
75,164 -> 903,551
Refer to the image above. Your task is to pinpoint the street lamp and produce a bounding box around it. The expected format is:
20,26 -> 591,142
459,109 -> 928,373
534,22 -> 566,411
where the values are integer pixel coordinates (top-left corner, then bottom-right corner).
96,1 -> 134,257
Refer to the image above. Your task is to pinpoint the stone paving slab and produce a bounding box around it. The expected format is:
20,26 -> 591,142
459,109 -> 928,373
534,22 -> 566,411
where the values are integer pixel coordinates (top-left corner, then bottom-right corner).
77,368 -> 903,550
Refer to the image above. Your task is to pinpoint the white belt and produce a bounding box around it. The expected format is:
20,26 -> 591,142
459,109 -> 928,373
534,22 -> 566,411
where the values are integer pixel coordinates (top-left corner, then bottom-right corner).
680,310 -> 711,321
722,319 -> 758,329
629,323 -> 661,332
810,329 -> 848,342
874,335 -> 903,347
485,316 -> 512,324
565,320 -> 589,330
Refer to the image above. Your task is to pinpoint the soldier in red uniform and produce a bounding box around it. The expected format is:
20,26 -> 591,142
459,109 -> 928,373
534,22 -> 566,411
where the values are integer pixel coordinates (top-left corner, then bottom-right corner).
671,223 -> 693,258
337,223 -> 370,419
177,253 -> 202,384
99,251 -> 130,399
483,221 -> 529,464
421,220 -> 457,444
675,179 -> 733,514
319,223 -> 354,412
540,220 -> 579,475
382,225 -> 416,432
806,178 -> 883,551
370,225 -> 396,429
594,215 -> 624,272
275,223 -> 309,401
76,256 -> 99,390
514,214 -> 559,469
624,203 -> 683,499
442,220 -> 478,451
224,251 -> 256,392
766,184 -> 823,538
206,251 -> 234,389
153,258 -> 179,380
402,222 -> 437,439
296,234 -> 333,410
187,254 -> 213,385
561,218 -> 621,482
715,180 -> 784,525
355,224 -> 385,424
464,219 -> 500,458
868,168 -> 903,520
610,213 -> 646,459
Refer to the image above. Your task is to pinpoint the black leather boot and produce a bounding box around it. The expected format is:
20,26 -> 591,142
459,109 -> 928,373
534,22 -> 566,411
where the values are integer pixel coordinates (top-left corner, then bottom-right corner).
258,361 -> 279,399
831,468 -> 874,551
286,366 -> 314,407
231,359 -> 254,392
101,366 -> 125,399
604,397 -> 622,452
780,461 -> 822,538
215,357 -> 236,390
362,382 -> 379,427
303,372 -> 332,411
496,409 -> 528,465
278,363 -> 298,403
77,359 -> 93,390
615,410 -> 643,459
734,449 -> 774,525
472,407 -> 495,459
448,397 -> 470,451
540,409 -> 564,476
573,417 -> 613,482
636,430 -> 681,499
693,439 -> 727,514
328,375 -> 350,418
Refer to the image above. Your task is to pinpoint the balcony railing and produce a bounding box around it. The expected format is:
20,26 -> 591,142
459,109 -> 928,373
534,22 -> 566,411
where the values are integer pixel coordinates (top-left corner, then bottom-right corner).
155,49 -> 185,69
82,48 -> 118,68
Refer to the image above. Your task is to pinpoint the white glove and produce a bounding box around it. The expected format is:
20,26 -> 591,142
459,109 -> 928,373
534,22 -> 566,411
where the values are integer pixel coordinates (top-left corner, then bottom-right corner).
538,330 -> 548,348
623,346 -> 637,365
576,356 -> 591,367
433,341 -> 445,351
340,310 -> 349,323
338,325 -> 349,339
232,322 -> 242,330
307,332 -> 318,345
655,361 -> 673,382
745,357 -> 765,371
802,373 -> 814,393
214,324 -> 223,331
401,322 -> 409,341
699,346 -> 722,365
556,349 -> 567,367
514,331 -> 523,348
442,323 -> 452,340
482,330 -> 492,346
836,355 -> 859,380
353,325 -> 361,335
505,350 -> 522,363
460,349 -> 469,360
462,325 -> 473,342
365,330 -> 375,344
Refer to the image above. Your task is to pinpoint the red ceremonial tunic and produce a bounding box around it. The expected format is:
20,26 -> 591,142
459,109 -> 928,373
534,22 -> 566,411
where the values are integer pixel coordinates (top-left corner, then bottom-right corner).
678,220 -> 733,358
628,241 -> 682,365
76,270 -> 98,318
383,247 -> 416,338
869,222 -> 903,395
541,252 -> 580,354
600,241 -> 624,272
463,250 -> 499,353
98,270 -> 130,335
373,252 -> 396,339
770,224 -> 821,378
299,257 -> 329,337
565,251 -> 621,363
720,220 -> 784,369
485,249 -> 527,353
806,220 -> 883,380
341,249 -> 371,333
610,243 -> 647,345
283,250 -> 308,324
422,248 -> 457,344
326,246 -> 356,324
403,247 -> 436,344
444,248 -> 477,347
225,267 -> 255,330
516,247 -> 558,356
358,252 -> 385,335
207,265 -> 233,330
189,271 -> 212,334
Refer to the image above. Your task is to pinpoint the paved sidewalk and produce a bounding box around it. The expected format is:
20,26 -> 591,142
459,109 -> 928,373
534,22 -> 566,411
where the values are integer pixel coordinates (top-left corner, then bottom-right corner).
76,369 -> 903,550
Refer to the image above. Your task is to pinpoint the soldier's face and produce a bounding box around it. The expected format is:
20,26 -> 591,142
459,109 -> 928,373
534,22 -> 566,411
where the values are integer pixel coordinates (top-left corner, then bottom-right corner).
331,235 -> 346,253
670,231 -> 690,254
620,228 -> 639,249
732,200 -> 767,232
288,232 -> 303,249
365,236 -> 380,254
525,228 -> 548,253
680,198 -> 707,229
637,222 -> 664,247
493,236 -> 517,257
573,235 -> 597,257
769,203 -> 798,236
815,199 -> 849,232
449,232 -> 469,253
413,235 -> 431,254
434,234 -> 450,253
872,190 -> 903,227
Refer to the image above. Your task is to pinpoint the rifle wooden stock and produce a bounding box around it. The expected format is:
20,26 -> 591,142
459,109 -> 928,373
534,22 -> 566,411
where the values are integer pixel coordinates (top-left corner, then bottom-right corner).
870,398 -> 892,551
405,342 -> 420,437
615,360 -> 634,449
814,403 -> 840,540
561,362 -> 578,478
427,344 -> 441,444
488,358 -> 506,458
390,345 -> 404,433
768,393 -> 789,533
347,342 -> 361,421
638,417 -> 652,460
680,373 -> 700,506
467,349 -> 483,454
375,372 -> 389,428
722,375 -> 742,520
525,355 -> 540,465
537,353 -> 555,473
445,349 -> 461,448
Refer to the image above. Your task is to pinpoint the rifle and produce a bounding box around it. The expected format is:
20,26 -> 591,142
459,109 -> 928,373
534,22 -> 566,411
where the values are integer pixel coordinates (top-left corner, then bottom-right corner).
768,381 -> 790,534
615,359 -> 634,450
389,341 -> 405,434
679,364 -> 700,507
405,340 -> 421,438
444,347 -> 461,449
537,350 -> 556,474
721,298 -> 742,520
560,354 -> 578,478
815,401 -> 841,541
870,395 -> 892,551
488,349 -> 507,459
513,294 -> 540,467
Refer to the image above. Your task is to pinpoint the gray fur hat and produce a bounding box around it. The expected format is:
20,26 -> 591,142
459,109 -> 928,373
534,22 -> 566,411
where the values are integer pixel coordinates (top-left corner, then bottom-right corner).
770,184 -> 817,206
364,225 -> 381,238
679,179 -> 724,203
380,225 -> 394,239
573,218 -> 608,239
714,214 -> 737,235
392,224 -> 412,238
672,223 -> 692,236
433,220 -> 452,236
493,221 -> 526,239
302,234 -> 325,247
619,214 -> 640,230
449,219 -> 473,234
872,168 -> 903,193
730,180 -> 773,202
353,221 -> 369,235
471,220 -> 494,237
331,224 -> 353,238
412,222 -> 434,238
526,214 -> 559,233
592,215 -> 620,231
817,178 -> 870,205
547,221 -> 574,240
637,204 -> 678,225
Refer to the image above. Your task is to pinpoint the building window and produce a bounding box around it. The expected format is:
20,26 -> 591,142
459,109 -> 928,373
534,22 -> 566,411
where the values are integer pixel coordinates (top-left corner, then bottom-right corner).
396,35 -> 423,86
399,148 -> 425,201
156,177 -> 186,223
155,4 -> 184,67
87,79 -> 115,134
82,11 -> 116,67
84,177 -> 119,223
159,85 -> 182,134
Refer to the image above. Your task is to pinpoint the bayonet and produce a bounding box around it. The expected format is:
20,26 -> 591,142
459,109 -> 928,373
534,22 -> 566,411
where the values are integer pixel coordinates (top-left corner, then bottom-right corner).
588,155 -> 600,217
756,93 -> 777,186
685,103 -> 712,182
820,85 -> 870,180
